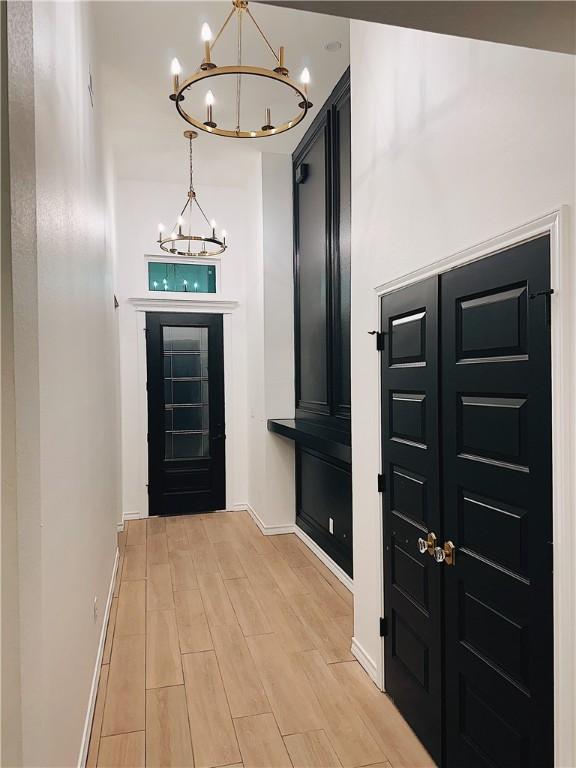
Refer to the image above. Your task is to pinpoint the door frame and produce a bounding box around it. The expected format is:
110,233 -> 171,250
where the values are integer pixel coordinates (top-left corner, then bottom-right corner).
146,311 -> 226,516
374,208 -> 574,767
128,298 -> 239,521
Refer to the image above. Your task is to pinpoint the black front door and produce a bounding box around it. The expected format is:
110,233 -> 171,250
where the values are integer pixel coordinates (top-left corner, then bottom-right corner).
380,236 -> 553,767
441,236 -> 553,768
146,312 -> 225,516
380,276 -> 443,764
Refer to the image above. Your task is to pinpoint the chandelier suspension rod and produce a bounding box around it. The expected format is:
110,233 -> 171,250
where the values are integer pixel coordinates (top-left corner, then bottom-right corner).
236,7 -> 243,132
189,132 -> 212,229
179,197 -> 191,221
194,196 -> 212,229
189,134 -> 195,194
245,7 -> 280,63
209,4 -> 236,56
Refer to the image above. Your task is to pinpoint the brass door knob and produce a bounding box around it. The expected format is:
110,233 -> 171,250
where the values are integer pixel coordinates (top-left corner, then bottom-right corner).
434,541 -> 456,566
417,532 -> 437,556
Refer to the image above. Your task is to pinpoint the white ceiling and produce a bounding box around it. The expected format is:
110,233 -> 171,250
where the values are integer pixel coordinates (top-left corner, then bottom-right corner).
92,1 -> 349,184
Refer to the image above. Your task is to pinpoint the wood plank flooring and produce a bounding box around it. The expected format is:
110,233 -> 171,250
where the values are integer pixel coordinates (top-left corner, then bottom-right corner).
88,511 -> 434,768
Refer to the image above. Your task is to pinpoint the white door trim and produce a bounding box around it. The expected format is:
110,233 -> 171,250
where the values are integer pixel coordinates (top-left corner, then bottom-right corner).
374,208 -> 574,768
130,299 -> 239,520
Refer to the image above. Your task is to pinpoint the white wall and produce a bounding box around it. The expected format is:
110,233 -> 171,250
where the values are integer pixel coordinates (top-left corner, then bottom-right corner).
1,2 -> 23,764
350,19 -> 575,688
8,1 -> 120,764
246,153 -> 296,530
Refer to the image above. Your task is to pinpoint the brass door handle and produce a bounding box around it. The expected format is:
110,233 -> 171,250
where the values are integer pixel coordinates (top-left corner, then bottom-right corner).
417,532 -> 437,556
434,541 -> 456,566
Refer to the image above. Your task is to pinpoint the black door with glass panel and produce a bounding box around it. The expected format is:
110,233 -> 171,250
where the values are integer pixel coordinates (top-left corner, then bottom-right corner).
146,312 -> 225,515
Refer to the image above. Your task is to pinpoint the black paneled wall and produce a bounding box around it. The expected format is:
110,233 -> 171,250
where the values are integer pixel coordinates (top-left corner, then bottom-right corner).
293,70 -> 352,576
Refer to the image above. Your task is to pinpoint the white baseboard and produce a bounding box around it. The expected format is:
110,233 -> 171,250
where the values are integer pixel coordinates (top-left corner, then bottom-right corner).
77,547 -> 119,768
232,503 -> 296,535
233,504 -> 354,595
351,637 -> 379,686
293,525 -> 354,594
123,510 -> 144,522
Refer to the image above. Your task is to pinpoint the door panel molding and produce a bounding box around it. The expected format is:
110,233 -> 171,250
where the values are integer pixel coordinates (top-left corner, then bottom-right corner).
375,208 -> 574,768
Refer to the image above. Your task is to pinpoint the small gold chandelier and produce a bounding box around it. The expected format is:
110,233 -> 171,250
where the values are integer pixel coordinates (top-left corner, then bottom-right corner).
157,131 -> 227,258
169,0 -> 313,139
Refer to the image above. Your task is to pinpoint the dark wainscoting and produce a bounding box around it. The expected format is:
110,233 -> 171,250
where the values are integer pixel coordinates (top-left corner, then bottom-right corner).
296,446 -> 352,577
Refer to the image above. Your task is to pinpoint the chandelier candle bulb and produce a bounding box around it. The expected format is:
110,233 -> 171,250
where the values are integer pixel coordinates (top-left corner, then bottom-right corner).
274,45 -> 288,76
204,90 -> 216,127
201,23 -> 215,70
171,58 -> 181,95
298,67 -> 312,109
262,107 -> 274,131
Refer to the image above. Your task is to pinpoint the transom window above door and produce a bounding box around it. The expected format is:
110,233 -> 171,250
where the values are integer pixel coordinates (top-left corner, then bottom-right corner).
148,261 -> 216,294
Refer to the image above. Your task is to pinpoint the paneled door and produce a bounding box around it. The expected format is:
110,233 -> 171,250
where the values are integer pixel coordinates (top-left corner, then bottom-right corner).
441,236 -> 553,767
380,236 -> 553,767
380,277 -> 443,764
146,312 -> 225,516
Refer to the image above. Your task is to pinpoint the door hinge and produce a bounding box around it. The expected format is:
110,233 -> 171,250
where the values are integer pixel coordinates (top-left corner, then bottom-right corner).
380,617 -> 388,637
378,473 -> 386,493
368,330 -> 385,351
529,288 -> 554,299
147,433 -> 150,443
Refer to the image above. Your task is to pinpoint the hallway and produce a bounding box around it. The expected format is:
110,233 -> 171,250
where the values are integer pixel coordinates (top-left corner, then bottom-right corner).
87,512 -> 432,768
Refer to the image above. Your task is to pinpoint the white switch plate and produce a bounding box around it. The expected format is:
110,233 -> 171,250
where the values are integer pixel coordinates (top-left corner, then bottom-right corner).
329,517 -> 334,534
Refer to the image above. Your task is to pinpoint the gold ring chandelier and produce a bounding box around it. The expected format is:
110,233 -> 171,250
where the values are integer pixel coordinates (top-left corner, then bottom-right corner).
157,131 -> 227,258
169,0 -> 313,139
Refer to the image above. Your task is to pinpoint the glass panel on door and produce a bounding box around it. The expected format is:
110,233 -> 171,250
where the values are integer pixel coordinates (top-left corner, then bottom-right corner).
162,326 -> 210,460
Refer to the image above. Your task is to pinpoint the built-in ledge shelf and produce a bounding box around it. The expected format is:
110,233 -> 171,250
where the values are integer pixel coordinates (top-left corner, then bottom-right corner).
267,418 -> 351,464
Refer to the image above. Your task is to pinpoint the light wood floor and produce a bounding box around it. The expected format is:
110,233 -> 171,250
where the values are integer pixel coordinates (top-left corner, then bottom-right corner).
87,511 -> 433,768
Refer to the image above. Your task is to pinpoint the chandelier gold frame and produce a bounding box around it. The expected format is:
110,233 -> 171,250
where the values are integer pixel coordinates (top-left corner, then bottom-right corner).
157,131 -> 227,258
169,0 -> 313,139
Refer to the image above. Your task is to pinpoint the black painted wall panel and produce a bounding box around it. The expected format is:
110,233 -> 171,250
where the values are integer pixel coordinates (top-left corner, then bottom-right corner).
296,446 -> 353,576
293,69 -> 353,575
296,129 -> 329,408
